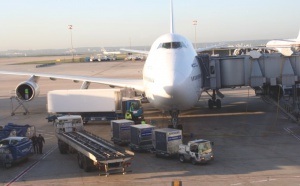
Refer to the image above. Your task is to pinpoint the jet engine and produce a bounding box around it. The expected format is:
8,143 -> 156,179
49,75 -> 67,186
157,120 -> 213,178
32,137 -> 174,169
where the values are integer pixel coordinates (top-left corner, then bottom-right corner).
15,81 -> 40,101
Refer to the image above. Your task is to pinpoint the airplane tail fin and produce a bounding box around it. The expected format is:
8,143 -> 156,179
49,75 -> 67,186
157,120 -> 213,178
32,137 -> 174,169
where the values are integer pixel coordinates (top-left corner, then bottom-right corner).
101,47 -> 107,52
297,29 -> 300,41
170,0 -> 174,34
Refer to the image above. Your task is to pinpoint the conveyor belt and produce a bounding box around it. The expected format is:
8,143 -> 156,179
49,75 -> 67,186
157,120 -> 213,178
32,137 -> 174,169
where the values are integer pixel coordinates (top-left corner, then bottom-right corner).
59,130 -> 132,161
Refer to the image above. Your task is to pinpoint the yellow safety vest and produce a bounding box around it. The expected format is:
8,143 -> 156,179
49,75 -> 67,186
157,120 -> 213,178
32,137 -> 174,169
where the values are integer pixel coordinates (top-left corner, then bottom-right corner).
125,112 -> 132,120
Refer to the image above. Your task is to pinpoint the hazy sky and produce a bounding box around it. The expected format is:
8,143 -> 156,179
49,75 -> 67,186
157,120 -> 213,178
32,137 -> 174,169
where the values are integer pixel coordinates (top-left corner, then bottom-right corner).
1,0 -> 300,50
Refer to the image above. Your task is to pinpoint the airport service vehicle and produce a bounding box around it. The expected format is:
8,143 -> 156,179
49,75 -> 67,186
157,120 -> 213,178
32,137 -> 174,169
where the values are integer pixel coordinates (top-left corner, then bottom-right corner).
99,56 -> 116,61
0,136 -> 33,168
47,89 -> 143,123
110,119 -> 134,145
152,128 -> 182,157
178,139 -> 214,165
0,123 -> 35,140
129,124 -> 155,152
54,115 -> 134,175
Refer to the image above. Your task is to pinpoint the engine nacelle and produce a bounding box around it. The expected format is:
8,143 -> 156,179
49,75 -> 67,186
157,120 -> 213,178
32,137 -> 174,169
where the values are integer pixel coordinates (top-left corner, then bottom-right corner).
16,81 -> 40,101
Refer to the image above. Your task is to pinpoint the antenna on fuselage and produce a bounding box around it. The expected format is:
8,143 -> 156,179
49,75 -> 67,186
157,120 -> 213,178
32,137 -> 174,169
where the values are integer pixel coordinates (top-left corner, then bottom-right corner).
170,0 -> 174,34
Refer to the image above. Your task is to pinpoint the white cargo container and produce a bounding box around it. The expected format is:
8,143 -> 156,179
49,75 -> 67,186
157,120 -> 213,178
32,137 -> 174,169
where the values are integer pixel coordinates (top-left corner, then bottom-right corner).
111,119 -> 134,145
129,124 -> 155,152
152,128 -> 182,157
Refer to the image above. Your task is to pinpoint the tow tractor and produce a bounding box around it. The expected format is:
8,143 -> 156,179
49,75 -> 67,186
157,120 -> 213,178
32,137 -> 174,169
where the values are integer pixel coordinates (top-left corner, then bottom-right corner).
178,139 -> 214,165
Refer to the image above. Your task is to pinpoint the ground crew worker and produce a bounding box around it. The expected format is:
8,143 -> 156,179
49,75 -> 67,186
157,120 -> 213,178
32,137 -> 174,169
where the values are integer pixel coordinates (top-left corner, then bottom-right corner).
125,111 -> 132,120
129,103 -> 135,112
37,134 -> 45,154
30,134 -> 38,154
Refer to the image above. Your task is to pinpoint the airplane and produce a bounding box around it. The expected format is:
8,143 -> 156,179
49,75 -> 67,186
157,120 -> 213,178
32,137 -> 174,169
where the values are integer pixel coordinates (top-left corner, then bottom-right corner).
0,0 -> 221,129
101,47 -> 121,55
265,29 -> 300,56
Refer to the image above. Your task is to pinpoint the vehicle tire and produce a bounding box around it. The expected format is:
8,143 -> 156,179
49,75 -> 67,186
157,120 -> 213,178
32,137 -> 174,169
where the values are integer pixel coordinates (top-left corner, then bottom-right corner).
77,153 -> 83,169
216,99 -> 221,109
179,155 -> 185,163
83,156 -> 92,172
58,141 -> 68,154
191,158 -> 197,165
208,99 -> 213,109
4,163 -> 11,169
177,124 -> 183,130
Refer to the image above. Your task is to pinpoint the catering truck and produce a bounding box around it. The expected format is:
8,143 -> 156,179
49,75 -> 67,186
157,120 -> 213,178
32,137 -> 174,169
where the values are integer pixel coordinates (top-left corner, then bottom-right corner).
47,89 -> 143,123
54,115 -> 134,175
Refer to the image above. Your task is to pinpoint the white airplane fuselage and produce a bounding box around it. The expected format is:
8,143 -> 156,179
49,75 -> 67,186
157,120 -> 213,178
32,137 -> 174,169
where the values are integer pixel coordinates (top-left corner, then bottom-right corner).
143,33 -> 202,112
266,39 -> 300,52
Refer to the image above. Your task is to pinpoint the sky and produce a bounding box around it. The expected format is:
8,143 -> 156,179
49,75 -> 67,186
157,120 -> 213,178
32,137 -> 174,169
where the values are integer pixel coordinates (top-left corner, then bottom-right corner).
1,0 -> 300,51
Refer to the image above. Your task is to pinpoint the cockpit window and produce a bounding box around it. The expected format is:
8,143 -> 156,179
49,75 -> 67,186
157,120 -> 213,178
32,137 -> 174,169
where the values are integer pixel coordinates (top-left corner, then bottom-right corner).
158,42 -> 186,49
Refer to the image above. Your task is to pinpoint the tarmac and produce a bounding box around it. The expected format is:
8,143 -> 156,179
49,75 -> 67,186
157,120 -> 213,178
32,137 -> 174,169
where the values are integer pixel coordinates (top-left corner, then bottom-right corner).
0,57 -> 300,186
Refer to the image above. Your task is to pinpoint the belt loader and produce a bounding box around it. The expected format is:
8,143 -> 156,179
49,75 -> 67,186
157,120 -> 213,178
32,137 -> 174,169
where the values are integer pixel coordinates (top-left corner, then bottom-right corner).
54,115 -> 134,176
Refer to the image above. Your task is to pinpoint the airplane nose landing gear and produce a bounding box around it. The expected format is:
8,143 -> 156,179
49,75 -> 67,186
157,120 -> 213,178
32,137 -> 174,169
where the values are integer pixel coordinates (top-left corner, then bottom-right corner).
168,110 -> 182,129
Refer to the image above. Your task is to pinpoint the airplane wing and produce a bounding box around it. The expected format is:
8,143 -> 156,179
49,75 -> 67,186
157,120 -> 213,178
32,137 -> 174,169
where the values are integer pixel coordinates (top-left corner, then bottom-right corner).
120,48 -> 149,55
195,43 -> 227,53
0,70 -> 145,91
121,44 -> 227,55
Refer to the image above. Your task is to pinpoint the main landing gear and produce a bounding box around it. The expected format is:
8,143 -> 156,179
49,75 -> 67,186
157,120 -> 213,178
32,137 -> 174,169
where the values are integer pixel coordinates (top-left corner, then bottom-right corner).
207,89 -> 222,109
168,110 -> 182,129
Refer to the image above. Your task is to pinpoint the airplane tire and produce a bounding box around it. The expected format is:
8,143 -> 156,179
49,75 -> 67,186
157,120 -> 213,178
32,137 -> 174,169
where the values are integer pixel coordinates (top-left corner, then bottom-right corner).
177,124 -> 183,130
216,99 -> 221,109
208,99 -> 213,109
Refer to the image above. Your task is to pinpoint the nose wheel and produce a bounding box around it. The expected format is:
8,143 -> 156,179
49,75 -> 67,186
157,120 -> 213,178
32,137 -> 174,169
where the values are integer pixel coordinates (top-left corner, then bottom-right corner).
168,110 -> 182,129
207,89 -> 222,109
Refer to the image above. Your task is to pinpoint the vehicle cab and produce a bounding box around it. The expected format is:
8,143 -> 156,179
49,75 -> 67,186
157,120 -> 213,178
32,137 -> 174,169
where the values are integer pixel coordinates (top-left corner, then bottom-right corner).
178,139 -> 214,165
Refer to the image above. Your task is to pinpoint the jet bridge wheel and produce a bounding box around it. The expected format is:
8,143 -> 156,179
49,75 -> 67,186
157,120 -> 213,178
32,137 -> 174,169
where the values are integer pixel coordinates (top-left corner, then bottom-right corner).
208,99 -> 221,109
207,89 -> 222,109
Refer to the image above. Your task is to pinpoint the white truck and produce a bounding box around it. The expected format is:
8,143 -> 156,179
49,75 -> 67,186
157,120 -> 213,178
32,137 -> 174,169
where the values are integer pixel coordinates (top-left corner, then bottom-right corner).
47,89 -> 143,123
54,115 -> 134,175
178,139 -> 214,165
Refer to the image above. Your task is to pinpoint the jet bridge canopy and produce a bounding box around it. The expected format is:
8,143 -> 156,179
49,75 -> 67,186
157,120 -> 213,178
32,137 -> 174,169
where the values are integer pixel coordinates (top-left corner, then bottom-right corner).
197,52 -> 300,90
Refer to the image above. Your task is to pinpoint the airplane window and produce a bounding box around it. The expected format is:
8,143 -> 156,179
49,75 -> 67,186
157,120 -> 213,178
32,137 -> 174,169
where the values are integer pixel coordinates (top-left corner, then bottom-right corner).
158,42 -> 186,49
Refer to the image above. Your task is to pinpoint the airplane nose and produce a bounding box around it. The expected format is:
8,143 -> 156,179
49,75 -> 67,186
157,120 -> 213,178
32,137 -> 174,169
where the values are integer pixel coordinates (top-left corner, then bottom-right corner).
163,70 -> 185,97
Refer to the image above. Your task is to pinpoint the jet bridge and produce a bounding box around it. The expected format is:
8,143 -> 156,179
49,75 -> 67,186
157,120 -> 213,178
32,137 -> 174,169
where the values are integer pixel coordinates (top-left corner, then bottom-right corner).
197,52 -> 300,121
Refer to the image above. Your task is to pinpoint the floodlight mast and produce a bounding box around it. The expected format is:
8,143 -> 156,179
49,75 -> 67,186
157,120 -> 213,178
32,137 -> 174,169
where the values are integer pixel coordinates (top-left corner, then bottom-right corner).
68,25 -> 74,62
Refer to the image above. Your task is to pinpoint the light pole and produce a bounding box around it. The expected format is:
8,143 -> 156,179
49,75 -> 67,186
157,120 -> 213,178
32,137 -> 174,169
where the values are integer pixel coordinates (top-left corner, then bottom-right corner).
192,20 -> 197,49
68,25 -> 74,62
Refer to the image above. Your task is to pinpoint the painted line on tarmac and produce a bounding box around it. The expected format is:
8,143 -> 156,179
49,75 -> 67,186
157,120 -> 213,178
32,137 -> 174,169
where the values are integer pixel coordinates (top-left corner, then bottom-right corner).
5,145 -> 57,186
284,127 -> 300,141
